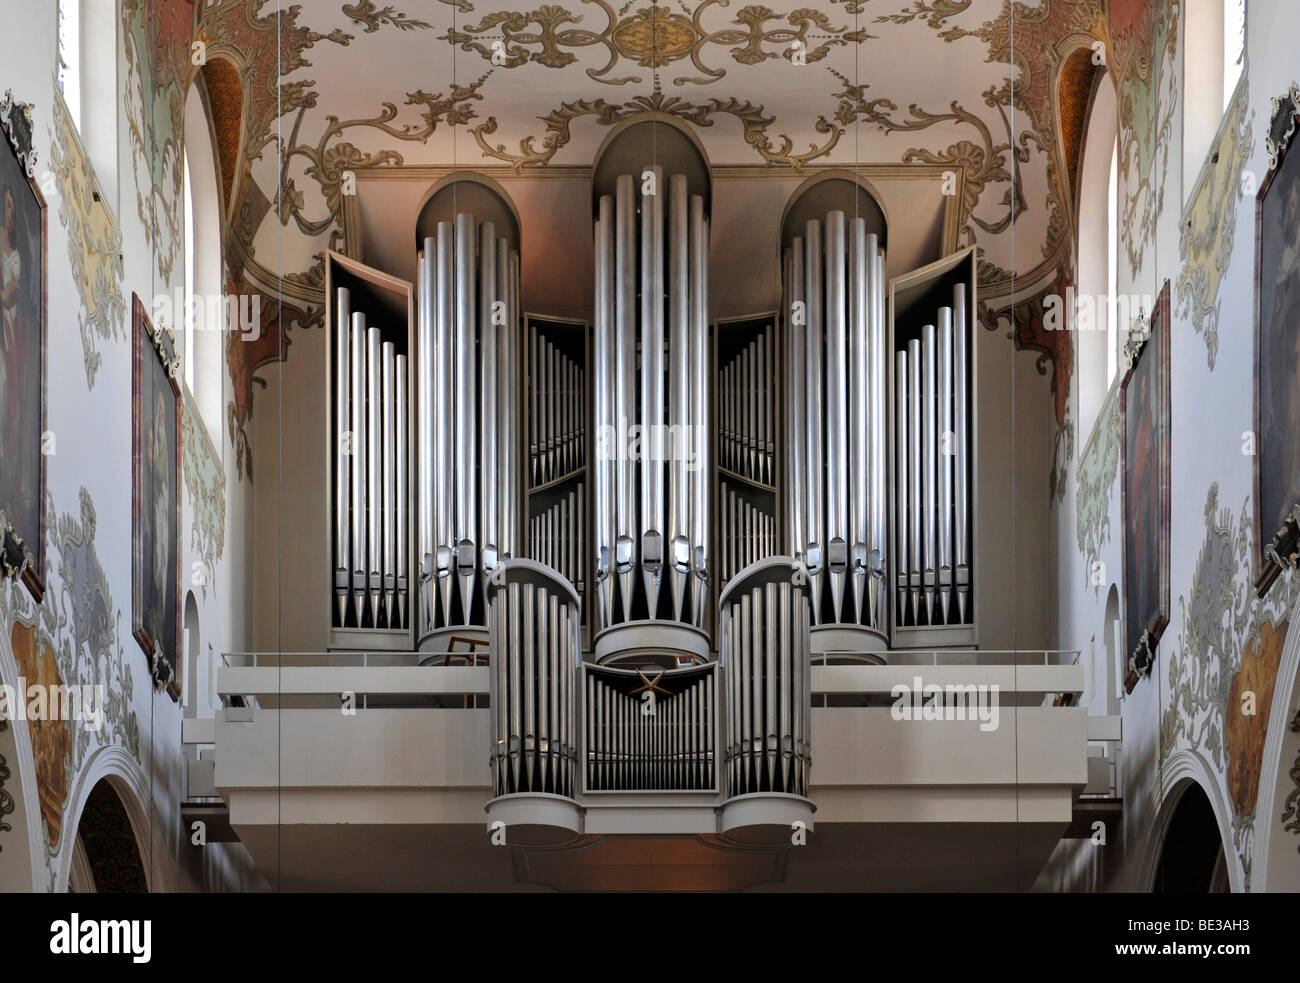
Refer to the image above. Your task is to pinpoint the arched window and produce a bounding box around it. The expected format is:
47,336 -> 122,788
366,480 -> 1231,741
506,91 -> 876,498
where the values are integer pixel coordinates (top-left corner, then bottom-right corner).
1075,70 -> 1119,445
182,591 -> 201,716
182,83 -> 225,439
57,0 -> 80,129
1184,0 -> 1247,201
57,0 -> 118,206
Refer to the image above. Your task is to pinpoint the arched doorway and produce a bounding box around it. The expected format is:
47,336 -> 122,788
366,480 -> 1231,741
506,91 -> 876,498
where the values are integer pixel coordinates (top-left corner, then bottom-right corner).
69,779 -> 148,893
1153,781 -> 1229,893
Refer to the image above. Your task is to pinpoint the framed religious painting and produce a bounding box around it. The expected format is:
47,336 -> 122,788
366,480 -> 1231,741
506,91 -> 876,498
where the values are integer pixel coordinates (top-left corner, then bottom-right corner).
1121,281 -> 1170,691
0,91 -> 47,602
1255,82 -> 1300,597
132,293 -> 182,698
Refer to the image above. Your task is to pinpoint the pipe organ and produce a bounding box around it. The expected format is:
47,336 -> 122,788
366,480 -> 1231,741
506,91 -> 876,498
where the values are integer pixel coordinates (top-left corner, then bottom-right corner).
325,158 -> 978,839
783,211 -> 889,637
415,215 -> 521,648
591,167 -> 711,643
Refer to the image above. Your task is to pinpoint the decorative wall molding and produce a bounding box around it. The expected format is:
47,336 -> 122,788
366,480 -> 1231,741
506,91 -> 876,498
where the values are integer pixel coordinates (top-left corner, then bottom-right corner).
1176,74 -> 1252,370
1075,382 -> 1121,569
49,90 -> 126,389
182,388 -> 227,598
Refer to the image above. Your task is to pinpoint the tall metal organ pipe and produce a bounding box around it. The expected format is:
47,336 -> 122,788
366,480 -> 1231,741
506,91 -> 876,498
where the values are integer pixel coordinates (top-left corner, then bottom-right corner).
592,168 -> 711,636
783,210 -> 888,638
415,212 -> 521,649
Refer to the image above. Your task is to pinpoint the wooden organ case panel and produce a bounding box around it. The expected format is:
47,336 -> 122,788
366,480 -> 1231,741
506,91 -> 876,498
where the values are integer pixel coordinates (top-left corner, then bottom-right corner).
325,250 -> 417,650
524,314 -> 591,644
888,246 -> 978,647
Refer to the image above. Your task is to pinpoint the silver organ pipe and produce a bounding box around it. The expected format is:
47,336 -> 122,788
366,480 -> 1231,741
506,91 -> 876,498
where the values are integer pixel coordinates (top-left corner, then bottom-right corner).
870,242 -> 887,626
849,225 -> 868,626
614,175 -> 636,623
825,212 -> 848,622
334,287 -> 351,626
434,224 -> 454,626
381,340 -> 396,627
668,174 -> 689,618
640,165 -> 665,619
454,213 -> 478,621
418,247 -> 434,629
498,237 -> 515,559
908,338 -> 922,624
692,202 -> 710,627
786,240 -> 806,558
783,211 -> 888,635
802,219 -> 824,624
349,314 -> 366,626
895,350 -> 909,621
480,221 -> 499,582
366,326 -> 382,627
922,323 -> 936,618
938,309 -> 954,623
595,198 -> 615,628
953,283 -> 970,622
593,169 -> 710,638
394,353 -> 408,628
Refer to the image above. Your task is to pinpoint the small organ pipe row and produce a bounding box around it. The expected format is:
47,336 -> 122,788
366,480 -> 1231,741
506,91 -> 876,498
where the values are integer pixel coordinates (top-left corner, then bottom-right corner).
416,215 -> 521,642
529,484 -> 585,596
584,664 -> 716,791
487,560 -> 580,798
783,211 -> 888,630
720,326 -> 775,486
720,557 -> 812,798
333,287 -> 408,629
894,282 -> 971,626
720,482 -> 775,583
593,169 -> 710,631
529,327 -> 585,486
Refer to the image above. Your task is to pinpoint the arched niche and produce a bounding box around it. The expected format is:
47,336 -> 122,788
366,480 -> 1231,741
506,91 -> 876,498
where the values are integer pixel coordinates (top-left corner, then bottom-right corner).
415,173 -> 521,254
780,171 -> 888,251
1152,779 -> 1230,893
183,591 -> 201,715
70,778 -> 150,893
591,115 -> 712,216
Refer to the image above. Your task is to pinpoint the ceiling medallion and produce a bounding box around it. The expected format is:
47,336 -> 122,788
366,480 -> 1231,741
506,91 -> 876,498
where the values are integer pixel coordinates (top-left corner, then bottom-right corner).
611,6 -> 697,67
